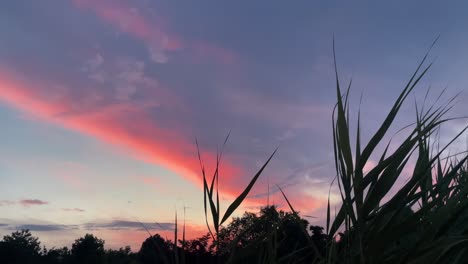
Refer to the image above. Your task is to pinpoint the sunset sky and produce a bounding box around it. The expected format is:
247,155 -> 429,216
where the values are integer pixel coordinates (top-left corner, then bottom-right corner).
1,0 -> 468,250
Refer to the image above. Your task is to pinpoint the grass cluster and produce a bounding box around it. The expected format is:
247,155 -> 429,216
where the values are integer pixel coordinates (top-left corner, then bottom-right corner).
325,42 -> 468,263
194,42 -> 468,263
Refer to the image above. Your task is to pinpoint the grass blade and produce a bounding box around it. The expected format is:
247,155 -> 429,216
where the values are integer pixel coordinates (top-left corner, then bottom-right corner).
220,148 -> 277,225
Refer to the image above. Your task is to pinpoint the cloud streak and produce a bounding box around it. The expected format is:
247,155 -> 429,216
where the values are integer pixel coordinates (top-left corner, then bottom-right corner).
0,220 -> 173,232
0,70 -> 243,197
83,220 -> 174,231
19,199 -> 49,207
12,224 -> 78,231
62,208 -> 86,212
0,199 -> 49,207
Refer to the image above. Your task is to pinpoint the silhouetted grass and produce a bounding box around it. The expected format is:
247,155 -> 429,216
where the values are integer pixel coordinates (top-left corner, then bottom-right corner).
3,43 -> 467,264
192,40 -> 468,263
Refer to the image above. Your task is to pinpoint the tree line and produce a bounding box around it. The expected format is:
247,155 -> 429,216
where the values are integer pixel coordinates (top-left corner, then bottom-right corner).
0,206 -> 327,264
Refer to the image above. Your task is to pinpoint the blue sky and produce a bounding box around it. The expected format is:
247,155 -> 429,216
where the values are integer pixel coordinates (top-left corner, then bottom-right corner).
1,0 -> 468,249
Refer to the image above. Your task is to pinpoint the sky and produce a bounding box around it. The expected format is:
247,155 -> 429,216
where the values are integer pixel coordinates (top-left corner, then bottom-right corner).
1,0 -> 468,250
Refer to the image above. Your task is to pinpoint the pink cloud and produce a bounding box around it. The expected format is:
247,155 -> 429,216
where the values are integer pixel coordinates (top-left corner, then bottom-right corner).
0,70 -> 246,200
73,0 -> 180,63
72,0 -> 237,65
19,199 -> 49,207
0,67 -> 324,215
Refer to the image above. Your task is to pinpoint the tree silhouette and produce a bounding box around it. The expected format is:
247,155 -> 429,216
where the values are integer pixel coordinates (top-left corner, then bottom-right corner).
180,233 -> 211,255
0,229 -> 41,264
179,233 -> 216,264
106,246 -> 136,264
310,225 -> 327,256
41,246 -> 71,264
138,234 -> 172,264
71,234 -> 105,264
216,205 -> 323,262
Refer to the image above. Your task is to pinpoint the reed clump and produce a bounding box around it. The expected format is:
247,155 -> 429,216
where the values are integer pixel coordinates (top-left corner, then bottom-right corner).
198,42 -> 468,264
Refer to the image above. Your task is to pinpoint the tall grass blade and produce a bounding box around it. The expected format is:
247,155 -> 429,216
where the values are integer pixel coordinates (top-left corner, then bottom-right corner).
220,148 -> 277,225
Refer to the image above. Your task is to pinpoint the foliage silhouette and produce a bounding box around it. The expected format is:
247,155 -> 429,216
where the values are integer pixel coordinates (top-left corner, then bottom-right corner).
139,234 -> 172,264
41,247 -> 71,264
105,246 -> 136,264
216,205 -> 323,263
71,234 -> 105,264
0,229 -> 41,264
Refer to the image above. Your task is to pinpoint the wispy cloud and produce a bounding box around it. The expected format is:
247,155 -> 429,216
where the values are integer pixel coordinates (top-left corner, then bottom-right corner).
19,199 -> 49,207
0,200 -> 15,206
83,220 -> 174,231
72,0 -> 180,63
0,199 -> 49,207
62,208 -> 85,212
12,224 -> 78,231
81,55 -> 181,106
0,220 -> 172,232
72,0 -> 237,65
